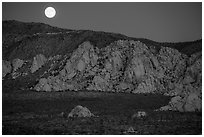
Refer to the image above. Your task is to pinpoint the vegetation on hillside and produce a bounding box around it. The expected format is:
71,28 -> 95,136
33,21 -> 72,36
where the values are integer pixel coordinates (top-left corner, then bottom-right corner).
3,20 -> 202,60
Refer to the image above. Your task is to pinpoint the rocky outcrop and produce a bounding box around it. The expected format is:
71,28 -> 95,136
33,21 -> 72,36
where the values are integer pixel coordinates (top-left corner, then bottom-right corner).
31,54 -> 47,73
159,92 -> 201,112
159,52 -> 202,112
132,76 -> 156,94
33,40 -> 201,112
10,58 -> 25,79
12,58 -> 24,72
3,58 -> 25,79
2,60 -> 12,78
34,41 -> 98,91
34,76 -> 76,92
35,40 -> 161,92
34,78 -> 51,92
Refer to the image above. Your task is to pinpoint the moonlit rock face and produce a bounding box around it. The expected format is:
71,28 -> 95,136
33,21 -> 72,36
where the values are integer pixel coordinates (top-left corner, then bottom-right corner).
45,7 -> 56,18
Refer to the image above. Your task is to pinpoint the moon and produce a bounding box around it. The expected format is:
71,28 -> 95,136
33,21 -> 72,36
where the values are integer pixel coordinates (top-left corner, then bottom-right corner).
45,7 -> 56,18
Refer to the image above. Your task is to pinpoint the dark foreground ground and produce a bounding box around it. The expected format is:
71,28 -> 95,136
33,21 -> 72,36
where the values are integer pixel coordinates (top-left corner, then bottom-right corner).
2,89 -> 202,135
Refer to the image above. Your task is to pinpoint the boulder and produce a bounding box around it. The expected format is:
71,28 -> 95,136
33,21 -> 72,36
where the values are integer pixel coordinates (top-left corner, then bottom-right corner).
39,78 -> 48,86
169,96 -> 185,112
34,78 -> 50,91
157,96 -> 184,112
42,84 -> 52,92
12,58 -> 24,72
159,92 -> 202,112
68,105 -> 94,118
158,105 -> 172,111
132,111 -> 147,119
31,54 -> 47,73
2,60 -> 12,78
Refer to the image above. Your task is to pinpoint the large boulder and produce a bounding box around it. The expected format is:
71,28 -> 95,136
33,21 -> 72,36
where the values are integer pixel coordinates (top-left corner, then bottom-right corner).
31,54 -> 47,73
169,96 -> 185,112
34,78 -> 51,91
2,60 -> 12,78
68,105 -> 94,118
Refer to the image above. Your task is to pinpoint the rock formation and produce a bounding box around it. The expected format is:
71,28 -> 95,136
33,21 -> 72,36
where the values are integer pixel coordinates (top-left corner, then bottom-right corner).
2,20 -> 202,113
10,58 -> 25,79
68,105 -> 94,118
18,39 -> 202,112
12,58 -> 24,72
159,52 -> 202,112
31,54 -> 47,73
2,60 -> 12,78
159,92 -> 201,112
132,111 -> 147,119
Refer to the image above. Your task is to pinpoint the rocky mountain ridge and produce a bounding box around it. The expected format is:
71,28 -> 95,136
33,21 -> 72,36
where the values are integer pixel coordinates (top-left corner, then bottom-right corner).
2,20 -> 202,112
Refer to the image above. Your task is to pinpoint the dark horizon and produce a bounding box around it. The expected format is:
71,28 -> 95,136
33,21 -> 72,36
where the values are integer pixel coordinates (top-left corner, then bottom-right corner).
2,2 -> 202,42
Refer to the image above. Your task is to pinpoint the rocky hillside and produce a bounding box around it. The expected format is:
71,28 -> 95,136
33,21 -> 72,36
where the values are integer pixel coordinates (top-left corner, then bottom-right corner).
2,20 -> 202,112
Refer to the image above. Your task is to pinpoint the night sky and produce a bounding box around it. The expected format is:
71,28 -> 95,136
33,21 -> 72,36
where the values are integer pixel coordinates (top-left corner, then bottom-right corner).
2,2 -> 202,42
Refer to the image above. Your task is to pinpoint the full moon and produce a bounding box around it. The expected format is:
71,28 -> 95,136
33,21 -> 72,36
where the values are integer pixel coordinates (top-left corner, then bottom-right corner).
45,7 -> 56,18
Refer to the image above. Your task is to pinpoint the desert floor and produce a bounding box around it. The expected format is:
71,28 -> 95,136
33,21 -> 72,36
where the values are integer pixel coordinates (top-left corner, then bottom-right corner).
2,89 -> 202,135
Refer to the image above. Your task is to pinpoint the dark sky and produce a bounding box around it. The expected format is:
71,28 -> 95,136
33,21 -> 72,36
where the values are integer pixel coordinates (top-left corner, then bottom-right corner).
2,2 -> 202,42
